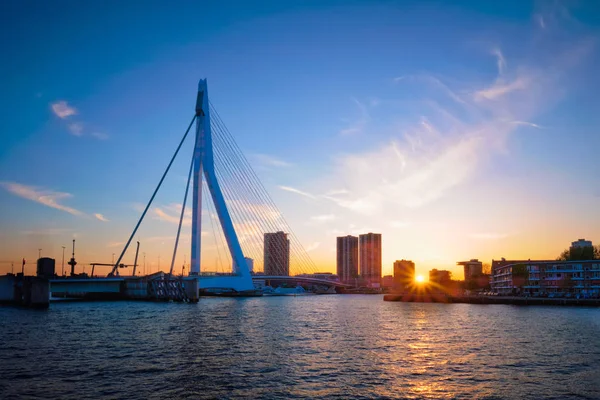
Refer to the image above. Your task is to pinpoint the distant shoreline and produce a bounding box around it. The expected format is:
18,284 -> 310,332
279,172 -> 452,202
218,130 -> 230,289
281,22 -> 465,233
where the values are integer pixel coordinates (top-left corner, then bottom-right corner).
383,294 -> 600,307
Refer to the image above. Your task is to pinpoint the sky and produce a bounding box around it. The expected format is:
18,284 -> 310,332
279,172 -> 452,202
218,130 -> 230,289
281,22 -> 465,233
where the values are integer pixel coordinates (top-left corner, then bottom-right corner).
1,0 -> 600,279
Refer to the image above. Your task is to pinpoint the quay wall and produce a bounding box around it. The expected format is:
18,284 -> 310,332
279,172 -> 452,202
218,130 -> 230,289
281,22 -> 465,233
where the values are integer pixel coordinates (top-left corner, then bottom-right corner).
0,274 -> 50,308
383,294 -> 600,306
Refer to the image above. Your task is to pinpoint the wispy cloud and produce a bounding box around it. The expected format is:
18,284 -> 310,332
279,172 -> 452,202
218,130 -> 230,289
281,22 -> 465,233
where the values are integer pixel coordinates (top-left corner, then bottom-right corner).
317,26 -> 591,215
91,132 -> 109,140
470,233 -> 510,240
474,76 -> 529,101
309,214 -> 335,223
536,14 -> 546,29
511,120 -> 542,129
94,213 -> 109,222
305,242 -> 321,252
389,220 -> 410,228
251,153 -> 292,168
340,97 -> 370,135
278,185 -> 316,199
68,123 -> 84,137
51,101 -> 77,119
20,228 -> 73,236
492,48 -> 507,76
152,203 -> 192,226
51,100 -> 108,140
394,74 -> 466,105
1,181 -> 83,216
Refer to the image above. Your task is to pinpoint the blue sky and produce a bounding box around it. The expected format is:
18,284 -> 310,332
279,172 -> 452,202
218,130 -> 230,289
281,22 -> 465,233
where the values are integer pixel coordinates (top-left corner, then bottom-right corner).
1,0 -> 600,278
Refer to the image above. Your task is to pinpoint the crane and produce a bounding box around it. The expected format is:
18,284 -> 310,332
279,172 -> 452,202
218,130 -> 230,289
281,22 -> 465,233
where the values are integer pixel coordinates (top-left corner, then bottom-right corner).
105,241 -> 140,277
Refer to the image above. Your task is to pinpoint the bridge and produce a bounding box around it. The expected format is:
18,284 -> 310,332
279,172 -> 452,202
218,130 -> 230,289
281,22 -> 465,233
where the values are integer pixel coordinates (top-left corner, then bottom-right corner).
104,79 -> 340,296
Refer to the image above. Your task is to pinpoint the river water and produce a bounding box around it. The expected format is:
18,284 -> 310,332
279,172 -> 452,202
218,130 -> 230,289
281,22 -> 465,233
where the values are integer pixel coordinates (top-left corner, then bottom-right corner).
1,295 -> 599,399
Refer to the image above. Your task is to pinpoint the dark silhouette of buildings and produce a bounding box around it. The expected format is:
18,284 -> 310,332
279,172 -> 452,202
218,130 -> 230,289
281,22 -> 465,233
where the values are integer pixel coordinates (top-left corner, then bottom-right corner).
264,231 -> 289,275
337,235 -> 358,283
359,233 -> 382,287
393,259 -> 415,292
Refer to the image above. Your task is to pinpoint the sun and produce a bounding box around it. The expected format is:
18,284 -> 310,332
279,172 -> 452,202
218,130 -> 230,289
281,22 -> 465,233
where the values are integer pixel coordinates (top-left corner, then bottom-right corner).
415,275 -> 425,283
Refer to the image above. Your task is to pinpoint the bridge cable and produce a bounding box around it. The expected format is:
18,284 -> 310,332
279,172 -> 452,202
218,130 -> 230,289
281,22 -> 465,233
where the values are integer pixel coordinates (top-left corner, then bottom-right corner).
169,144 -> 195,276
209,108 -> 316,275
210,119 -> 291,274
211,134 -> 271,271
112,115 -> 196,276
210,106 -> 318,274
210,111 -> 306,275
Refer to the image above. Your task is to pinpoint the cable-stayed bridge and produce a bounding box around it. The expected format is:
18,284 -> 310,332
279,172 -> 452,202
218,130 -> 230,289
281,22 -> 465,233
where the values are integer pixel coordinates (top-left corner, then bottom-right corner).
109,79 -> 344,294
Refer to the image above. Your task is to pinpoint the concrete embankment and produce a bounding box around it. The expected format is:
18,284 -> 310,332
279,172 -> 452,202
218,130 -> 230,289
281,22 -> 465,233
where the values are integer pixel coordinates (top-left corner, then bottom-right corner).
0,274 -> 50,308
383,294 -> 600,306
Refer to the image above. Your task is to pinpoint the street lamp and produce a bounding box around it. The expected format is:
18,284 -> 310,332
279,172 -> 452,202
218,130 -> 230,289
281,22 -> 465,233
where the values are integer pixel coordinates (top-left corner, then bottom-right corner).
38,248 -> 42,259
62,246 -> 66,276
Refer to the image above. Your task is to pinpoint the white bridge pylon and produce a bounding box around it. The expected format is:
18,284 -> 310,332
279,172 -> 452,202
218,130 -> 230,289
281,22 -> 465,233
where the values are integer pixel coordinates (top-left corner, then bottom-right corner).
190,79 -> 255,291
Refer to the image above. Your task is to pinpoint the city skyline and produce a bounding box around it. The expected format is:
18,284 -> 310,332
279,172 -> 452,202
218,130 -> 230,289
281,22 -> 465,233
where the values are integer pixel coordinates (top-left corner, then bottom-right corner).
2,1 -> 600,279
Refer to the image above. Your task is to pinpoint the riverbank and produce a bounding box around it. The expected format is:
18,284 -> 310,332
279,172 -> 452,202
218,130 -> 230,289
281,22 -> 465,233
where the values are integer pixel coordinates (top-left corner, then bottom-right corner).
383,294 -> 600,306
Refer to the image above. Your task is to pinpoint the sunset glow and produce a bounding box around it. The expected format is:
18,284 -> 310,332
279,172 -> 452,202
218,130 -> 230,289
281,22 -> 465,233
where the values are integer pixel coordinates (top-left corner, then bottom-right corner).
415,275 -> 425,283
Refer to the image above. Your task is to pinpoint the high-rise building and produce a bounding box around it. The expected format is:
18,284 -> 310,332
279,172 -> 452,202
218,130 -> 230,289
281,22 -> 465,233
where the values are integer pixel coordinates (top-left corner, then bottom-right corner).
264,231 -> 290,276
572,239 -> 593,248
337,235 -> 358,283
393,259 -> 415,291
458,259 -> 483,281
359,233 -> 382,286
569,238 -> 595,260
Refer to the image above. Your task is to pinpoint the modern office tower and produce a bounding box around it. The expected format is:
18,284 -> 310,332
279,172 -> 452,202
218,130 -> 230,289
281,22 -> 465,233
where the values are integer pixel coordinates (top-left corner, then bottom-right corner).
359,233 -> 382,286
393,259 -> 415,291
337,235 -> 358,283
264,231 -> 290,276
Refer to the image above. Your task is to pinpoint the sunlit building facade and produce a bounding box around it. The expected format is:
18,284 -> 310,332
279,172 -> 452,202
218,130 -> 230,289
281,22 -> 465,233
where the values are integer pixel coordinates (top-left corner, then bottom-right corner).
359,233 -> 382,286
458,259 -> 483,281
336,235 -> 358,284
491,259 -> 600,296
393,260 -> 415,292
429,269 -> 452,285
264,231 -> 290,276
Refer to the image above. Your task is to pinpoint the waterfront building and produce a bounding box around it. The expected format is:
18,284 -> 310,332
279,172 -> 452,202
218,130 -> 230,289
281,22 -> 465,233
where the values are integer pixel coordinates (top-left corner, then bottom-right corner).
382,275 -> 394,288
428,269 -> 458,295
429,269 -> 452,285
359,233 -> 382,287
458,259 -> 482,281
393,260 -> 415,292
490,259 -> 600,296
264,231 -> 290,276
336,235 -> 358,283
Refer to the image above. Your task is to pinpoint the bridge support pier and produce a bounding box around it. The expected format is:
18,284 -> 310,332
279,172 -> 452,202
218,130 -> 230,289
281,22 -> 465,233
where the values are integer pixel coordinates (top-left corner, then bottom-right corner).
184,278 -> 199,302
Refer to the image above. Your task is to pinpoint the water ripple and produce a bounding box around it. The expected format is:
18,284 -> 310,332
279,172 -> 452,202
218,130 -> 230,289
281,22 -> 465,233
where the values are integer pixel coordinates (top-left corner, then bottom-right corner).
1,297 -> 600,399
